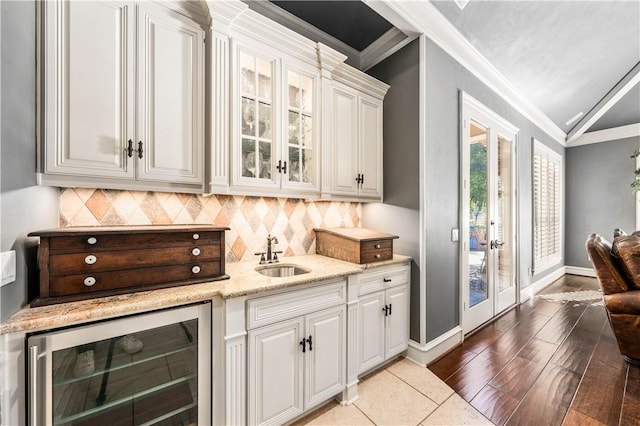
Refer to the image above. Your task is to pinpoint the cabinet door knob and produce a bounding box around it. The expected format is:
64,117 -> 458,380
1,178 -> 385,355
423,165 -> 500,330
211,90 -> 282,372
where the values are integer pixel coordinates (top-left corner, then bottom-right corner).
193,233 -> 200,240
192,247 -> 201,256
87,237 -> 97,245
192,265 -> 201,274
84,255 -> 97,265
83,277 -> 96,287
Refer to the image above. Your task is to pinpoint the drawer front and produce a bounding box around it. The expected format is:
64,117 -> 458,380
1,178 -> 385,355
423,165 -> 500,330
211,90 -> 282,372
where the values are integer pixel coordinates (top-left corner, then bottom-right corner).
359,264 -> 410,296
247,279 -> 346,329
49,244 -> 221,275
49,261 -> 222,296
49,231 -> 222,252
360,240 -> 393,263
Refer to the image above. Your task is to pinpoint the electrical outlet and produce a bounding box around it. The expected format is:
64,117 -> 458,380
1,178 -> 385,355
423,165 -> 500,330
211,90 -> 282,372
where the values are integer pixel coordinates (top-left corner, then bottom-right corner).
451,228 -> 459,242
1,251 -> 16,286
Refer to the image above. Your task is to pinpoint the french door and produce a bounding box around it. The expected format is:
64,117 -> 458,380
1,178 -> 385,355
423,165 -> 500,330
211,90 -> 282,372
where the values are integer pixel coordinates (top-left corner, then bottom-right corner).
461,93 -> 518,334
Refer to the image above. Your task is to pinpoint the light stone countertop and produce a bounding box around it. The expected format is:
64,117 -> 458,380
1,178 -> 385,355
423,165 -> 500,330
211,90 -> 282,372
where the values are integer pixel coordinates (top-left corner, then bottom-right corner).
0,254 -> 411,335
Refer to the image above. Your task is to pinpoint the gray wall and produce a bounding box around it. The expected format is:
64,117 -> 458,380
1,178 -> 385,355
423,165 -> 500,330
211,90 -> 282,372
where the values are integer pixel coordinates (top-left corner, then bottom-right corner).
364,39 -> 421,341
565,137 -> 639,268
1,1 -> 58,321
421,38 -> 565,341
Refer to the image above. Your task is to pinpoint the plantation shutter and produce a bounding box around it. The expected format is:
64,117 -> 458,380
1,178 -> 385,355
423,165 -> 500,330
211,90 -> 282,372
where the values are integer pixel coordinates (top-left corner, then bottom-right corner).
533,141 -> 562,272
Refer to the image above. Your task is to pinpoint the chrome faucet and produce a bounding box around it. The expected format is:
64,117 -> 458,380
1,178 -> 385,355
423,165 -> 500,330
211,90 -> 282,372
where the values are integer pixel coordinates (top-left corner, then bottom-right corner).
255,234 -> 282,264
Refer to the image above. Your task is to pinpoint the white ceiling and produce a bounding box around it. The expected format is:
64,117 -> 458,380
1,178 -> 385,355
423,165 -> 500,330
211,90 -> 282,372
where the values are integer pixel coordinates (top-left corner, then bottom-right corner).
430,0 -> 640,135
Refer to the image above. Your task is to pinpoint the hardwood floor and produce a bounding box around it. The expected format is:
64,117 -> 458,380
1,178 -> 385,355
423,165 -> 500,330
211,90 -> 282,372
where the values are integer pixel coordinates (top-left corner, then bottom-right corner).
428,274 -> 640,426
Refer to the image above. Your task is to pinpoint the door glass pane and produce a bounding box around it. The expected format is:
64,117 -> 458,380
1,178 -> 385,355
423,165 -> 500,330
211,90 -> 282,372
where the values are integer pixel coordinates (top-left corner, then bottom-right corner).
242,138 -> 256,178
468,121 -> 488,308
258,102 -> 271,139
51,319 -> 198,426
256,59 -> 272,100
259,141 -> 272,179
286,70 -> 314,186
240,53 -> 255,96
241,98 -> 255,137
497,135 -> 513,293
289,146 -> 300,182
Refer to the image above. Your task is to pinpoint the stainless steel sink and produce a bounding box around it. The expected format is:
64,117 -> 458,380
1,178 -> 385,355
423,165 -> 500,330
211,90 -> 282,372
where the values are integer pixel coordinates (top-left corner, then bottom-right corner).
255,264 -> 311,277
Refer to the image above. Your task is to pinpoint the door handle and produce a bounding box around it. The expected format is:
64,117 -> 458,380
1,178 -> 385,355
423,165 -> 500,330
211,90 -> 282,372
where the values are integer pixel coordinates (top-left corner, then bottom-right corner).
306,335 -> 312,351
300,338 -> 306,353
490,240 -> 505,250
137,141 -> 143,159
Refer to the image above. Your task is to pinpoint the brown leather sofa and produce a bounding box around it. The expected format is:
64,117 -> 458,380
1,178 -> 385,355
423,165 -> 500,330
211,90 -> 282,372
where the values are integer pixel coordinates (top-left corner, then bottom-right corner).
585,233 -> 640,365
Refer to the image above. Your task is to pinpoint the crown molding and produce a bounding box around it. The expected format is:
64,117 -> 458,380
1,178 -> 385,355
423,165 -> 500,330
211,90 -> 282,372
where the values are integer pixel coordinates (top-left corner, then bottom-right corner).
332,63 -> 390,99
566,63 -> 640,144
317,42 -> 348,77
378,0 -> 567,145
568,123 -> 640,147
244,0 -> 361,68
360,27 -> 415,71
207,0 -> 247,32
228,5 -> 319,67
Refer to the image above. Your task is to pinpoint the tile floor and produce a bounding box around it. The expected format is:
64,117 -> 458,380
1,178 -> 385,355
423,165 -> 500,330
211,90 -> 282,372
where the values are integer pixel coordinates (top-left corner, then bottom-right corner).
295,358 -> 493,425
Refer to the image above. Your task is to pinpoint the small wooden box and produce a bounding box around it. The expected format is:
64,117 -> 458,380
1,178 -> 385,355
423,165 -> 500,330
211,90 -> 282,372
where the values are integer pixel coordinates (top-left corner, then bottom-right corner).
314,227 -> 398,264
28,225 -> 229,306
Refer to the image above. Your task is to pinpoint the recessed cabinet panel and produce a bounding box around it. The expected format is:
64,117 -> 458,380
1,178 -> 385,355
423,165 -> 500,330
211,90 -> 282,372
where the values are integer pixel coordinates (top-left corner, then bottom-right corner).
385,285 -> 409,359
358,95 -> 383,199
330,84 -> 359,195
45,1 -> 134,178
137,5 -> 203,184
248,317 -> 304,425
305,305 -> 346,410
357,292 -> 385,374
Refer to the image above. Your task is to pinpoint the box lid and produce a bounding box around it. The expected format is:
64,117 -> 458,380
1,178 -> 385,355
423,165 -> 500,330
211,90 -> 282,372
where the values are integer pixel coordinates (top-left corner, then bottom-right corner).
314,227 -> 398,242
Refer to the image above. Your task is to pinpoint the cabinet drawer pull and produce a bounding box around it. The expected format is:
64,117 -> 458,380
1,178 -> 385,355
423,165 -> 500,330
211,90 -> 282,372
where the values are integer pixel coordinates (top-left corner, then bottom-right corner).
375,254 -> 381,259
87,237 -> 97,245
307,335 -> 313,351
375,244 -> 381,249
137,141 -> 143,159
192,247 -> 201,256
193,233 -> 200,240
84,277 -> 96,286
84,255 -> 97,265
383,278 -> 392,283
300,338 -> 306,353
192,265 -> 201,274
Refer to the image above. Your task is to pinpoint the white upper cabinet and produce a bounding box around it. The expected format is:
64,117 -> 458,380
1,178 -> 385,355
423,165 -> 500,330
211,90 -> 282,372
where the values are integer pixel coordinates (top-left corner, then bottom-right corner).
228,39 -> 320,196
39,1 -> 206,193
321,64 -> 389,202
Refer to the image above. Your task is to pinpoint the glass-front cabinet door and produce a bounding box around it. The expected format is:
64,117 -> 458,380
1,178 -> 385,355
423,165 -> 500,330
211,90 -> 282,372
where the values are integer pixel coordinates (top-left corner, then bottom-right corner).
28,304 -> 211,426
283,66 -> 317,191
231,42 -> 319,195
234,48 -> 278,189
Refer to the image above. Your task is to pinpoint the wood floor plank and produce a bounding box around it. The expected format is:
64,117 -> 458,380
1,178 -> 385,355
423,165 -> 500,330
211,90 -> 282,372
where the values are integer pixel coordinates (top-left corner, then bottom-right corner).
489,356 -> 545,401
470,385 -> 519,426
445,349 -> 513,402
569,337 -> 627,425
621,366 -> 640,426
428,346 -> 478,382
505,363 -> 581,426
549,306 -> 607,375
562,409 -> 607,426
486,313 -> 551,359
535,302 -> 588,345
462,323 -> 505,354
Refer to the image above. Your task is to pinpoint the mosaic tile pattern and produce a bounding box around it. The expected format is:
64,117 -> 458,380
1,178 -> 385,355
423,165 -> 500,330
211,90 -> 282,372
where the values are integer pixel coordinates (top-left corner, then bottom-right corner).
59,188 -> 361,262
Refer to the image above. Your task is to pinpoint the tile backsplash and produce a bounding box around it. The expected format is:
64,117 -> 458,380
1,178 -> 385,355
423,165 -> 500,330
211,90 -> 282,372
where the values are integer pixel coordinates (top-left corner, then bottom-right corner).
59,188 -> 361,262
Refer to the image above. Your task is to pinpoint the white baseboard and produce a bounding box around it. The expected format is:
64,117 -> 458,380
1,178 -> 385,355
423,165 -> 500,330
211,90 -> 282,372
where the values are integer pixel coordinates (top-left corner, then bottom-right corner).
565,266 -> 596,277
406,326 -> 463,366
521,266 -> 567,302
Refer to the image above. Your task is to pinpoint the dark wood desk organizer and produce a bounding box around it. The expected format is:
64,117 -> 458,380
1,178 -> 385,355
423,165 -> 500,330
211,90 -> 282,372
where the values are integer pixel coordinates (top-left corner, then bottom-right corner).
28,225 -> 229,306
314,227 -> 398,264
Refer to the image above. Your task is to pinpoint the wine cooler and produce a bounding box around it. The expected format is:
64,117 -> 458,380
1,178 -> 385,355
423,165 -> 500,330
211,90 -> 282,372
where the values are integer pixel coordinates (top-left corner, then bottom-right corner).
27,303 -> 211,425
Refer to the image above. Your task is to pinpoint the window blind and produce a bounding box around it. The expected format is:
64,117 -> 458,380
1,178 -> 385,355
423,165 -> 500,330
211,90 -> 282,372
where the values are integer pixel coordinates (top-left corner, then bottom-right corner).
533,141 -> 562,272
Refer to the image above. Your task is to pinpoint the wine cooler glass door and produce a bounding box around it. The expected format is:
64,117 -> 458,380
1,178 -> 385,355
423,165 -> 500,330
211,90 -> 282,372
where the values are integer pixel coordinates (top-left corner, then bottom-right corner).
28,303 -> 211,426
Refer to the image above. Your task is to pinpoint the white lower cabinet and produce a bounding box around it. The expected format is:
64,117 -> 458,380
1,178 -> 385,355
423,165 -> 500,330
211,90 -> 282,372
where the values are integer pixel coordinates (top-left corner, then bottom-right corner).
246,281 -> 346,425
357,264 -> 410,375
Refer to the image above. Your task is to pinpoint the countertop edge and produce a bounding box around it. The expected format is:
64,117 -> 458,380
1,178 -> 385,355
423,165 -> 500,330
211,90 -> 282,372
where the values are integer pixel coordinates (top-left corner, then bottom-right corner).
0,254 -> 411,335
